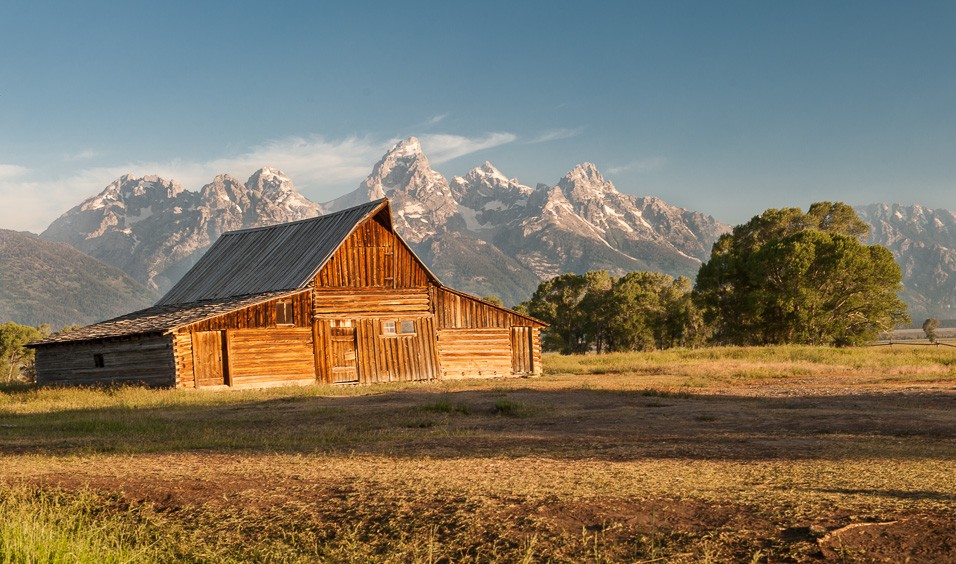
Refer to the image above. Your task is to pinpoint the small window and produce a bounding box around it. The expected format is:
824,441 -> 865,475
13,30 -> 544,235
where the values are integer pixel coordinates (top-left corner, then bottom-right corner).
275,299 -> 294,326
330,319 -> 353,328
383,320 -> 415,337
93,353 -> 105,368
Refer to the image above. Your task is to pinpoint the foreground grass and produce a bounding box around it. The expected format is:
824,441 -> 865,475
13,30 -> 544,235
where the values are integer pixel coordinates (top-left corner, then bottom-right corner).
0,345 -> 954,561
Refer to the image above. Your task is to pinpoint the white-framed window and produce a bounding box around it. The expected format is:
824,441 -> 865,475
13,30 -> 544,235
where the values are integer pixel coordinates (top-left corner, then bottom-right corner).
383,321 -> 397,335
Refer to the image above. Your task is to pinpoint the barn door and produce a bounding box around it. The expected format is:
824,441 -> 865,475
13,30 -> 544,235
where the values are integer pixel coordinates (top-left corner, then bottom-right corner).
329,321 -> 359,383
511,327 -> 533,374
193,330 -> 229,386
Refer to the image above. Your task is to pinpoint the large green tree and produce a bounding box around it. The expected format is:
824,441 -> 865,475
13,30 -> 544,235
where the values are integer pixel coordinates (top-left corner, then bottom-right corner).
522,270 -> 704,353
523,271 -> 612,353
695,202 -> 908,345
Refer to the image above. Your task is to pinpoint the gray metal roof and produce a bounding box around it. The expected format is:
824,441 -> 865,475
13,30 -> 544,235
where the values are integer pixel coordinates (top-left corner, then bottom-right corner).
158,199 -> 389,305
30,290 -> 306,346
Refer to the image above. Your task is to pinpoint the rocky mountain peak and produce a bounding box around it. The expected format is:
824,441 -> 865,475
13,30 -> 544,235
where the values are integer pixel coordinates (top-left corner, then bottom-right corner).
390,136 -> 424,158
82,174 -> 184,212
246,167 -> 297,196
199,174 -> 248,209
558,163 -> 619,202
325,137 -> 457,242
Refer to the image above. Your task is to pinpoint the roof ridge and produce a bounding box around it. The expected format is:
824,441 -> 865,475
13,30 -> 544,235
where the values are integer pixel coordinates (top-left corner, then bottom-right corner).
220,198 -> 387,237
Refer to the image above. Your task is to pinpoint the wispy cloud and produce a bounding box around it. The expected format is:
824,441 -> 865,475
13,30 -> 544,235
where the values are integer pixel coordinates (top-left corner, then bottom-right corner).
525,127 -> 584,144
427,113 -> 449,125
607,156 -> 667,175
0,164 -> 29,179
63,148 -> 101,162
417,132 -> 517,164
0,132 -> 518,233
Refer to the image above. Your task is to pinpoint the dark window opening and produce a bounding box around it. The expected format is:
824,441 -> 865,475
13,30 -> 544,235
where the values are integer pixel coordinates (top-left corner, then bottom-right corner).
93,353 -> 105,368
275,299 -> 294,326
400,320 -> 416,335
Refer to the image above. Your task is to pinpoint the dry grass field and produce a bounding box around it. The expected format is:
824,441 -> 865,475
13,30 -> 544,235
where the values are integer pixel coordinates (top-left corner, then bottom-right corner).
1,345 -> 954,562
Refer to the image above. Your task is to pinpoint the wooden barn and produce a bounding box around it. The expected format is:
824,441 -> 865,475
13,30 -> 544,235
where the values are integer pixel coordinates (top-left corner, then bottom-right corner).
30,199 -> 545,388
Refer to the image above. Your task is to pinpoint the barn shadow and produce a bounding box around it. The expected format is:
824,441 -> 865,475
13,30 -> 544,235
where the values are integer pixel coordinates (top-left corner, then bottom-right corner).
1,384 -> 954,463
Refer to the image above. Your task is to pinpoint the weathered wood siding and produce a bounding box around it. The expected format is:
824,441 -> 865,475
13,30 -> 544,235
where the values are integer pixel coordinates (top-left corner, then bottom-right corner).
313,287 -> 430,317
227,327 -> 315,387
314,316 -> 440,384
311,285 -> 440,384
436,328 -> 513,379
35,335 -> 175,387
429,286 -> 546,379
173,332 -> 195,388
192,330 -> 228,387
430,286 -> 531,329
181,291 -> 311,332
314,214 -> 431,289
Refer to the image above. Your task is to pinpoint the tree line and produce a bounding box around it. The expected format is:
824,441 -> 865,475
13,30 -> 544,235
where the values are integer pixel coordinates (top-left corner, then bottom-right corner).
517,202 -> 910,352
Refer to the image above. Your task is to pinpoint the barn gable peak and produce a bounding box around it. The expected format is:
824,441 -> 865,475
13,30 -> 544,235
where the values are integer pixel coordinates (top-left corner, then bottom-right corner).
157,198 -> 432,305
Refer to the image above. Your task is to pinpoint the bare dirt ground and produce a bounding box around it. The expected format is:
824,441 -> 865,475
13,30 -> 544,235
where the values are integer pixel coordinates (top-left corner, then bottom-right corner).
1,371 -> 954,561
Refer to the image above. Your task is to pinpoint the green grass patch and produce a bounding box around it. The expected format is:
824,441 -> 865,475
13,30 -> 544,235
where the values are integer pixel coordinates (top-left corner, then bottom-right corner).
420,396 -> 470,415
0,486 -> 174,563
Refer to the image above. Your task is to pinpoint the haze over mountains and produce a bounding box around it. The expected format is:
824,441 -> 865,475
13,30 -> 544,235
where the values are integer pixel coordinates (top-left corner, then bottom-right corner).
8,137 -> 954,326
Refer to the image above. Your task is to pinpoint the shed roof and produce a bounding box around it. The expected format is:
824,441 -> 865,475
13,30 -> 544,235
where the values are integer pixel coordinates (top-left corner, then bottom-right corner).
158,199 -> 404,305
30,290 -> 305,346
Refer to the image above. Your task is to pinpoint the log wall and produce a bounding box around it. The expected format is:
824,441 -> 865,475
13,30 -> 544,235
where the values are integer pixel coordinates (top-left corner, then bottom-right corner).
313,287 -> 430,317
227,327 -> 315,387
173,332 -> 195,388
174,326 -> 315,389
35,335 -> 175,387
429,286 -> 546,379
436,328 -> 513,379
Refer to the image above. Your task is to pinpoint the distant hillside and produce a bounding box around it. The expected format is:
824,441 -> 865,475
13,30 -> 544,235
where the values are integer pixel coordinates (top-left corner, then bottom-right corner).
856,203 -> 956,322
0,229 -> 158,327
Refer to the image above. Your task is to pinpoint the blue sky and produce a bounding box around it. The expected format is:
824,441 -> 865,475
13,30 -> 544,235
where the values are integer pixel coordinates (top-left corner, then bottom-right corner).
1,1 -> 954,232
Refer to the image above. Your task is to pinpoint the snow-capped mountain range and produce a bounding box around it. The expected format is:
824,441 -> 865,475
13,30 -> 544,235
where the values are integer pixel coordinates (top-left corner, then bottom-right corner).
36,137 -> 956,319
41,138 -> 726,306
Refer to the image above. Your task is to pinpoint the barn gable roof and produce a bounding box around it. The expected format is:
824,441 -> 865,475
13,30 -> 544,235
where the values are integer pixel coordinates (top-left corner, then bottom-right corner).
158,199 -> 436,305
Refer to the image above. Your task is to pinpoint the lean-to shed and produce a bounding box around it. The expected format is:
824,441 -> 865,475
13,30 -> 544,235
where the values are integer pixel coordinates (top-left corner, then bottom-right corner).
29,199 -> 546,388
